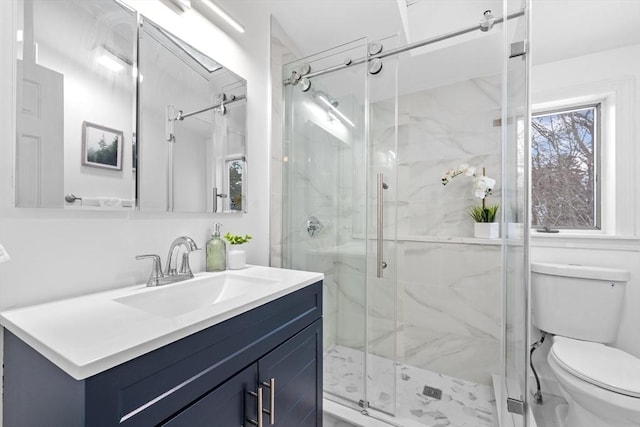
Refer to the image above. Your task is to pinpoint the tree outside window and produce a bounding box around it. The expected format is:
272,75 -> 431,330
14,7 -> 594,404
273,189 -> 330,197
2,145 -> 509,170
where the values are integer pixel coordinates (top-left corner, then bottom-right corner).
531,104 -> 600,229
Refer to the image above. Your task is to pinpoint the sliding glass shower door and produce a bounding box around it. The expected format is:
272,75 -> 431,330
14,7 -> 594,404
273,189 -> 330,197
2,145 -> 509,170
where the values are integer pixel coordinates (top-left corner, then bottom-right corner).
366,35 -> 399,417
282,36 -> 402,418
500,1 -> 530,425
282,39 -> 371,412
281,4 -> 530,423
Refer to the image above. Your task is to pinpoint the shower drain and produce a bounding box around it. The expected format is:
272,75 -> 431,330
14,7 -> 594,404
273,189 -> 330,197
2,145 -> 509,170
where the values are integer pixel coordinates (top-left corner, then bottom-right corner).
422,385 -> 443,400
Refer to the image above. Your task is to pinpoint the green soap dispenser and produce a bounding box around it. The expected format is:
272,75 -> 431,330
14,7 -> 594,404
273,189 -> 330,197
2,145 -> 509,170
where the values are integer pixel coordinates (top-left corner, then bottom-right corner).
206,223 -> 226,272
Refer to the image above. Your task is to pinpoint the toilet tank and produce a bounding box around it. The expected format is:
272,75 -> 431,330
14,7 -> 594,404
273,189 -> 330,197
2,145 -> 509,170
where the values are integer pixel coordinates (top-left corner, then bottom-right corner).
531,262 -> 629,343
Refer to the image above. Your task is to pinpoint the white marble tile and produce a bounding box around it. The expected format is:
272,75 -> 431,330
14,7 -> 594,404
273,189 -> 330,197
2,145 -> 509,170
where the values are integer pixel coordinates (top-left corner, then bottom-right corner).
283,73 -> 504,401
323,413 -> 358,427
397,242 -> 501,384
325,345 -> 498,426
370,75 -> 503,240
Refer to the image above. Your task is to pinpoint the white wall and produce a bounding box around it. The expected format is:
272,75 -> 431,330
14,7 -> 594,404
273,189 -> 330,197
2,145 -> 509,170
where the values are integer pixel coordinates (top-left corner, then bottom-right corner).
0,1 -> 272,423
530,44 -> 640,359
1,0 -> 272,303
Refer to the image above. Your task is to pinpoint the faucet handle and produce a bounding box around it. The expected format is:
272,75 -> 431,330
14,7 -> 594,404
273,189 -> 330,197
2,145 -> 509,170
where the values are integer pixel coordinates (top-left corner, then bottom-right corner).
179,252 -> 194,278
178,245 -> 202,278
136,254 -> 163,287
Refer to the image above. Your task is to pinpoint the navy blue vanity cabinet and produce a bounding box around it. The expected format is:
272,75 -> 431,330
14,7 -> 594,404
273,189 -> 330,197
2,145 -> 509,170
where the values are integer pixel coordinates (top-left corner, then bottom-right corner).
162,320 -> 322,427
160,363 -> 259,426
3,281 -> 322,427
258,320 -> 322,426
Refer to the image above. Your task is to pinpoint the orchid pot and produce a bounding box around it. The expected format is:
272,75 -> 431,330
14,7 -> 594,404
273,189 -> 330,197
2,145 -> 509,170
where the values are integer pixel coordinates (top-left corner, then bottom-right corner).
442,164 -> 500,238
474,222 -> 500,239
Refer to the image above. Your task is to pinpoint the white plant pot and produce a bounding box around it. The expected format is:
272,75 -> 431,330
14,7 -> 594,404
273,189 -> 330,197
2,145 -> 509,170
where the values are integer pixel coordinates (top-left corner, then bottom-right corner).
227,248 -> 246,270
474,222 -> 500,239
507,222 -> 524,238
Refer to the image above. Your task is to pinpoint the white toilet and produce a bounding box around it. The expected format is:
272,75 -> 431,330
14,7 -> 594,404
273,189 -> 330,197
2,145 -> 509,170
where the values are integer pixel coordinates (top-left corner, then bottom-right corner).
531,262 -> 640,427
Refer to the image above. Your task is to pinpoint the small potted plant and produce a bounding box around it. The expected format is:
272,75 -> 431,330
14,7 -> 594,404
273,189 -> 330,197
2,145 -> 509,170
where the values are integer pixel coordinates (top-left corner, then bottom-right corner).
442,164 -> 500,238
224,232 -> 252,269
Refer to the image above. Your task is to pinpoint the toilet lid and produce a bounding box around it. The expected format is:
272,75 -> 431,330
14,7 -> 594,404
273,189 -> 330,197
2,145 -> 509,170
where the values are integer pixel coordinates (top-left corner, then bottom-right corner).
551,337 -> 640,398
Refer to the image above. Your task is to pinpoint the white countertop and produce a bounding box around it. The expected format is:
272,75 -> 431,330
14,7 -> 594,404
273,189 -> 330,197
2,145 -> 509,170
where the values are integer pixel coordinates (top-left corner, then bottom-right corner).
0,265 -> 323,380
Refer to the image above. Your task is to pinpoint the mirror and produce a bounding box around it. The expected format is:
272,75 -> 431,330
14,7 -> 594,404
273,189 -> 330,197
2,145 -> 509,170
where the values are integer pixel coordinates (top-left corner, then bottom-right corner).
15,0 -> 248,214
137,17 -> 247,213
16,0 -> 137,209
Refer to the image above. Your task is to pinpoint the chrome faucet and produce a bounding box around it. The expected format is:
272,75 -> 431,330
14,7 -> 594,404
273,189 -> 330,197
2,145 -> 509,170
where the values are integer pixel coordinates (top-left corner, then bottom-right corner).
136,236 -> 200,287
165,236 -> 199,277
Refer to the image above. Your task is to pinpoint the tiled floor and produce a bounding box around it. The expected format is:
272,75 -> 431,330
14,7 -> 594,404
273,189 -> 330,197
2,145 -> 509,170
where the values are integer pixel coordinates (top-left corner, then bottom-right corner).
324,345 -> 498,426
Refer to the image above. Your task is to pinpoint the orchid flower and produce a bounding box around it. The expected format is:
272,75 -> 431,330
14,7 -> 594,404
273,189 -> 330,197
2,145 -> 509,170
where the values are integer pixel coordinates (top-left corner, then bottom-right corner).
441,164 -> 496,200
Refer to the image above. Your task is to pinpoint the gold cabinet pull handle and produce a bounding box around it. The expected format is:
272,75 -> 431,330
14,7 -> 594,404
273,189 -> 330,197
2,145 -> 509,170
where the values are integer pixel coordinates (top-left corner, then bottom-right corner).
261,378 -> 275,425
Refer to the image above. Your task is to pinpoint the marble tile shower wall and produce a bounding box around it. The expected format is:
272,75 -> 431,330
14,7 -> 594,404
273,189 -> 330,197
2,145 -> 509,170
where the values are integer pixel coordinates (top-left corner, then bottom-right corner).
334,241 -> 501,385
376,75 -> 503,238
279,74 -> 503,385
284,115 -> 362,351
333,75 -> 503,385
398,242 -> 501,385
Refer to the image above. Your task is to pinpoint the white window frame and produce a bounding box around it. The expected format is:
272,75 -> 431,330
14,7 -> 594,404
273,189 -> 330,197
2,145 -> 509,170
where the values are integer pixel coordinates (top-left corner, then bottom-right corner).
531,91 -> 615,237
531,102 -> 602,231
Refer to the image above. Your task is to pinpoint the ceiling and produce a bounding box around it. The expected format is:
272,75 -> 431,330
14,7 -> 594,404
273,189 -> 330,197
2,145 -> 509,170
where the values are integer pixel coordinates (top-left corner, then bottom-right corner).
268,0 -> 404,58
270,0 -> 640,65
268,0 -> 639,99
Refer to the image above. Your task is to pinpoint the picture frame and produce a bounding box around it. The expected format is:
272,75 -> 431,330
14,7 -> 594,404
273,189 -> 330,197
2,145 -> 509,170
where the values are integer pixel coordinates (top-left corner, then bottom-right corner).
82,121 -> 123,170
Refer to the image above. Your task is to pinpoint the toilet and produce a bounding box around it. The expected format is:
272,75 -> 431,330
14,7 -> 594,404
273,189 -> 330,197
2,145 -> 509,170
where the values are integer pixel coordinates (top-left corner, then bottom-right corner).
531,262 -> 640,427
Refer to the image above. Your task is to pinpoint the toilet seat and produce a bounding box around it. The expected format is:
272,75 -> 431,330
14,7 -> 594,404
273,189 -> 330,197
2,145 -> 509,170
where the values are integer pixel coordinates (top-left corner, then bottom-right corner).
551,336 -> 640,398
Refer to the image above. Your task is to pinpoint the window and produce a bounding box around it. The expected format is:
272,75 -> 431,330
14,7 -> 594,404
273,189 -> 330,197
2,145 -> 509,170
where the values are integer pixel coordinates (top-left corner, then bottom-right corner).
226,157 -> 245,212
531,104 -> 600,229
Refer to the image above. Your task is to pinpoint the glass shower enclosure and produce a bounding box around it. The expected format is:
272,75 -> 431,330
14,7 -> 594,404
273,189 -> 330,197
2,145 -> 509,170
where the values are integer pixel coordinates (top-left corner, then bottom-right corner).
281,2 -> 530,425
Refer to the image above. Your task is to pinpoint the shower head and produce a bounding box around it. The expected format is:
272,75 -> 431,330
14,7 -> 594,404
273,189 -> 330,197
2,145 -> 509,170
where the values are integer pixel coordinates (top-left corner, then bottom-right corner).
479,10 -> 495,32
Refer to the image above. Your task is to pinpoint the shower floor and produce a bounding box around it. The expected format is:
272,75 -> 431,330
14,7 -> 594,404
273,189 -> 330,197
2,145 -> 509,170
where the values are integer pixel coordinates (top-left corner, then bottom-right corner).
324,345 -> 498,427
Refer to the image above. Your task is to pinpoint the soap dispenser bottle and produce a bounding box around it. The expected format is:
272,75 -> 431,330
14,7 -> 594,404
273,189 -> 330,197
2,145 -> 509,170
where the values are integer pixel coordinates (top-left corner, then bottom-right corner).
206,223 -> 226,272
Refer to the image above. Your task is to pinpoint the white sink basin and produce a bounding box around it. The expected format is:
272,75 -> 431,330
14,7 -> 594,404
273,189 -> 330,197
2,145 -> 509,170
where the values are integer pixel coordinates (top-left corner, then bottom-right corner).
115,273 -> 279,317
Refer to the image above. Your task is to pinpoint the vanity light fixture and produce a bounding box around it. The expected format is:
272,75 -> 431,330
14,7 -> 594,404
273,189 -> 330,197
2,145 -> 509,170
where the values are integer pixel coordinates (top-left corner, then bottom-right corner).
318,94 -> 355,128
94,46 -> 131,73
201,0 -> 245,33
97,53 -> 124,72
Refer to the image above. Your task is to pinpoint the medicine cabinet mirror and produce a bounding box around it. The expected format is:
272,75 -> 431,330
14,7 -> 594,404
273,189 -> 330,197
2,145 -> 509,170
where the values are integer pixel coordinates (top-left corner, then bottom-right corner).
16,0 -> 137,209
137,17 -> 247,213
15,0 -> 248,214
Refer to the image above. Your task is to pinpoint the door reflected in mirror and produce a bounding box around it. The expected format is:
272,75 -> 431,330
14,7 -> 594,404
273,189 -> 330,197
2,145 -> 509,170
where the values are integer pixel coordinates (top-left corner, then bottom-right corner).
16,0 -> 137,209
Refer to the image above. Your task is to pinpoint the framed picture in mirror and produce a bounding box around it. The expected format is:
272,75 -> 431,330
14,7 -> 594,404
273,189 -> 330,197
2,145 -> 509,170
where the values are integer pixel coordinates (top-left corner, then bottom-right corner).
82,121 -> 123,171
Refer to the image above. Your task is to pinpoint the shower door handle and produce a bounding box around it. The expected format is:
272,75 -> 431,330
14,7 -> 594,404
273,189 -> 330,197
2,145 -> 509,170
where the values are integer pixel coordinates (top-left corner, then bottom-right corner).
377,173 -> 388,278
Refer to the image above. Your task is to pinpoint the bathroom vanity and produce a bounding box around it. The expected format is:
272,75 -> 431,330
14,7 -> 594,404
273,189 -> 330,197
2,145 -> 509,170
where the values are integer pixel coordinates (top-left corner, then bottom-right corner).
1,266 -> 323,426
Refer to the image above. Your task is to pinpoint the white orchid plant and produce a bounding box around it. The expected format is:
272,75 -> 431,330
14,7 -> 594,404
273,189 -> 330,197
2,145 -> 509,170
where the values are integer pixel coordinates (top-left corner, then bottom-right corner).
441,163 -> 499,223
